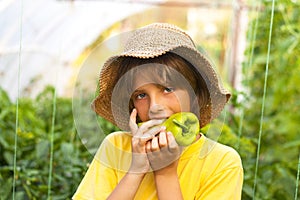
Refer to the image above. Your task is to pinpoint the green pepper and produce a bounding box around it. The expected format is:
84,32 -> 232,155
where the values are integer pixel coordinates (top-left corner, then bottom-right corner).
138,112 -> 200,146
162,112 -> 199,146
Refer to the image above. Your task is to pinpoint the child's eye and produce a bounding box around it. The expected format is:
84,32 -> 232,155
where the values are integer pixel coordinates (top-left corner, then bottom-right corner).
164,87 -> 175,93
136,93 -> 146,99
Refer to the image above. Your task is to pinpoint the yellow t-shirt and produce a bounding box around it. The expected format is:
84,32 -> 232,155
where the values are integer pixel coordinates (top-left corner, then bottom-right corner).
73,131 -> 243,200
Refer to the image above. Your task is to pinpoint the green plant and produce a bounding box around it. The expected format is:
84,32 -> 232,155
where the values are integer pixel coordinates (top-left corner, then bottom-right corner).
229,0 -> 300,199
0,86 -> 95,200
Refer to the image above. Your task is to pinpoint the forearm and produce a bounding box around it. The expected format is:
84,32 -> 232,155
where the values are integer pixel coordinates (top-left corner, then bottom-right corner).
107,172 -> 145,200
154,170 -> 183,200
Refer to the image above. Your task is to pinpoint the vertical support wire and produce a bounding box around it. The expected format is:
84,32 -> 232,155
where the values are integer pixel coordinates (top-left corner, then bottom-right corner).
47,87 -> 57,200
295,151 -> 300,200
236,0 -> 262,149
12,0 -> 24,199
46,43 -> 61,200
252,0 -> 275,199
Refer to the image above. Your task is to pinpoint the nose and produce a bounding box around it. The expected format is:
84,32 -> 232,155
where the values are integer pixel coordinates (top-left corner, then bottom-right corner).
148,94 -> 165,115
149,104 -> 164,113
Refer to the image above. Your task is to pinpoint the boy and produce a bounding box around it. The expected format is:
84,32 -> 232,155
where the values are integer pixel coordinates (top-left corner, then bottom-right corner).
73,23 -> 243,200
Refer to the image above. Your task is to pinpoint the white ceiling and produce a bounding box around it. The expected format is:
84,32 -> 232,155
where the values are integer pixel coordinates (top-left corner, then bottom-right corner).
0,0 -> 151,100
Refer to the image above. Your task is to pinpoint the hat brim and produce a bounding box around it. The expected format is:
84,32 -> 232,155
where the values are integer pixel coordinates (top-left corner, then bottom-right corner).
91,45 -> 230,131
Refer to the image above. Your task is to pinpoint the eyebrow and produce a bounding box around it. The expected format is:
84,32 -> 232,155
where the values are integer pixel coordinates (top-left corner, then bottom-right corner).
132,89 -> 144,94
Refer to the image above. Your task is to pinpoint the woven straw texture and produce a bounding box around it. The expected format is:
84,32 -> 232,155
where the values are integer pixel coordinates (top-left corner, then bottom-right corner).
91,23 -> 230,131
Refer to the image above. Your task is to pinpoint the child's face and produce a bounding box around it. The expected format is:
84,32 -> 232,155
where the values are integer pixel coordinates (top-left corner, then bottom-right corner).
131,83 -> 191,122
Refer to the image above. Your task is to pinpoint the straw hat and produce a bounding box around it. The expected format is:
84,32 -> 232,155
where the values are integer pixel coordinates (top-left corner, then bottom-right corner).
91,23 -> 231,131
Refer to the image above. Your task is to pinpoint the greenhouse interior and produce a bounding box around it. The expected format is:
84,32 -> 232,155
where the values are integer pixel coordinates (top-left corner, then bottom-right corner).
0,0 -> 300,199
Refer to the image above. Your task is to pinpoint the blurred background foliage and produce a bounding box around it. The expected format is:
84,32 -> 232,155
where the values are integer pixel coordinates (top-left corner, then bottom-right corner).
1,0 -> 300,199
229,0 -> 300,199
0,86 -> 93,199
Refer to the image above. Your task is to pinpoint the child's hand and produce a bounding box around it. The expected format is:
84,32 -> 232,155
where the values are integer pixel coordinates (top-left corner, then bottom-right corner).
146,130 -> 182,172
128,109 -> 164,173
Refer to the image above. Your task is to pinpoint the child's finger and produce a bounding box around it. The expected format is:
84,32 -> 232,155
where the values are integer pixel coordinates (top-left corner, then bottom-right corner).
151,137 -> 159,152
146,141 -> 151,153
166,131 -> 179,152
129,108 -> 138,135
158,130 -> 168,148
137,119 -> 164,137
143,125 -> 162,137
136,124 -> 163,144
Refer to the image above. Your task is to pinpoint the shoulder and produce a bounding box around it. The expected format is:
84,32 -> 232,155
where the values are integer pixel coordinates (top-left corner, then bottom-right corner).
200,136 -> 243,170
97,131 -> 133,153
213,140 -> 241,161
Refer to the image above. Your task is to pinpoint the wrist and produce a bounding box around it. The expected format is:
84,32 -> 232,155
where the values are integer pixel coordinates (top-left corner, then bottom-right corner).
128,164 -> 149,175
153,161 -> 178,176
153,169 -> 183,200
123,171 -> 146,188
153,167 -> 178,177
